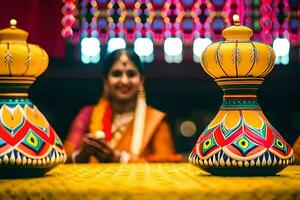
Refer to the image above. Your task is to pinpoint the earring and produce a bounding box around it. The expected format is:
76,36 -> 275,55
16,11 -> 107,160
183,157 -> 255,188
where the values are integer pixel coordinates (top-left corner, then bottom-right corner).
138,85 -> 145,99
131,84 -> 146,156
103,84 -> 109,97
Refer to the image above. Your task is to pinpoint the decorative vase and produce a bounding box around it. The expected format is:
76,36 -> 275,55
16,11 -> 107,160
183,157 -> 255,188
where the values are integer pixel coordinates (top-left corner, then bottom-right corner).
189,15 -> 294,176
0,20 -> 66,178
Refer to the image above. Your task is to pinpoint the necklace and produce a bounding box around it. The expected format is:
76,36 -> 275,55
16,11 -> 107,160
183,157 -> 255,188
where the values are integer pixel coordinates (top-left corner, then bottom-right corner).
112,112 -> 134,134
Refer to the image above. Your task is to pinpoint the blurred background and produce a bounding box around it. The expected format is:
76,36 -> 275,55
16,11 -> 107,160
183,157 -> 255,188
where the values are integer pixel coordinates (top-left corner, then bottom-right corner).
1,0 -> 300,154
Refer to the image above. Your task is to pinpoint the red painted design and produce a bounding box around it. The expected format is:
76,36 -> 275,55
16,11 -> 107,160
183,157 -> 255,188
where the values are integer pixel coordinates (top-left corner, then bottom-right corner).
102,105 -> 113,141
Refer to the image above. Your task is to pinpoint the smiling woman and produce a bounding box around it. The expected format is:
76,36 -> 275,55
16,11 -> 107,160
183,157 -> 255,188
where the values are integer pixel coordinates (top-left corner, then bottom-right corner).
104,51 -> 143,102
64,49 -> 182,163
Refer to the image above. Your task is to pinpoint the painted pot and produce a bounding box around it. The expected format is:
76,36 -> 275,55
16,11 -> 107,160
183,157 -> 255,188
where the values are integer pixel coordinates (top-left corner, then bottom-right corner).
189,15 -> 294,176
0,20 -> 66,178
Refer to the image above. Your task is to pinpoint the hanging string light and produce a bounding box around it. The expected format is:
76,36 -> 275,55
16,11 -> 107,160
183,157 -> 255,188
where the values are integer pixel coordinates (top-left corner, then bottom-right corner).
225,0 -> 238,25
208,0 -> 230,41
191,0 -> 211,62
133,0 -> 154,62
61,0 -> 77,39
148,0 -> 165,45
61,0 -> 300,64
180,0 -> 195,45
243,0 -> 252,28
97,0 -> 110,42
191,0 -> 210,39
288,0 -> 300,46
122,0 -> 136,43
163,0 -> 184,63
78,0 -> 101,63
90,0 -> 100,38
260,0 -> 273,44
273,0 -> 290,65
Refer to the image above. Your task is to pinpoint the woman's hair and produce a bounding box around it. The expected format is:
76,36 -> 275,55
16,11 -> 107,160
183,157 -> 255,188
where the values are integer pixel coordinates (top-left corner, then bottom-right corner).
102,49 -> 144,79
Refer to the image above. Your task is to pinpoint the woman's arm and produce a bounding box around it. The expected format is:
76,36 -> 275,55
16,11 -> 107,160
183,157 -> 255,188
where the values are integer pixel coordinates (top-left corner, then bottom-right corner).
64,106 -> 93,162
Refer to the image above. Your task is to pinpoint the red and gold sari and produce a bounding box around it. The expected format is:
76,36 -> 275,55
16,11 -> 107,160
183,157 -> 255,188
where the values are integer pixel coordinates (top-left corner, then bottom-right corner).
64,97 -> 177,162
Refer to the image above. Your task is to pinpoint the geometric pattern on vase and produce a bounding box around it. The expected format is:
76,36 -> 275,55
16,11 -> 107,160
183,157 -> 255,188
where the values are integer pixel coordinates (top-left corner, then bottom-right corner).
189,110 -> 294,169
0,104 -> 66,165
189,15 -> 294,176
189,105 -> 294,176
0,102 -> 66,167
22,130 -> 45,153
0,137 -> 6,147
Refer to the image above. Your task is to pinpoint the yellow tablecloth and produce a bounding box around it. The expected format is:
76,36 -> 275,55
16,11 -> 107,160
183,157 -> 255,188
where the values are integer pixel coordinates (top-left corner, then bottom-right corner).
0,163 -> 300,200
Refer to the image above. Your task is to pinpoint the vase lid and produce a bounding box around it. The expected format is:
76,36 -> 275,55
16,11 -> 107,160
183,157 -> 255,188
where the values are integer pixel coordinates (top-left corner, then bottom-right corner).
0,19 -> 49,80
0,19 -> 29,43
222,15 -> 253,40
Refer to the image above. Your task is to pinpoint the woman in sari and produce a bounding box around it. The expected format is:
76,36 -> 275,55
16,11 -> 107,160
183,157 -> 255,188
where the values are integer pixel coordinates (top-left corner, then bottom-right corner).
64,49 -> 181,163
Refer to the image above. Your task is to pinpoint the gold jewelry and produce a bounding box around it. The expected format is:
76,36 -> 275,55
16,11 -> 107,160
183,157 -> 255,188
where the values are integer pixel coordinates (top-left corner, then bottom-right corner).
109,112 -> 134,148
119,52 -> 129,65
112,112 -> 134,133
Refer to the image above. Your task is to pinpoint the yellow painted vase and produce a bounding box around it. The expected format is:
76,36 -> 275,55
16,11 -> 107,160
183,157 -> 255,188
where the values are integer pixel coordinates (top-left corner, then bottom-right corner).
0,20 -> 66,178
189,15 -> 294,176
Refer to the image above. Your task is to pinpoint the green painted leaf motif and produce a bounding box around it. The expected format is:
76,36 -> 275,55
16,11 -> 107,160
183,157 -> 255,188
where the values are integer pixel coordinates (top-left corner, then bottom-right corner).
4,49 -> 12,67
261,47 -> 275,77
215,46 -> 223,66
232,47 -> 241,65
250,46 -> 260,66
201,50 -> 217,78
213,42 -> 229,76
201,50 -> 208,69
24,51 -> 32,70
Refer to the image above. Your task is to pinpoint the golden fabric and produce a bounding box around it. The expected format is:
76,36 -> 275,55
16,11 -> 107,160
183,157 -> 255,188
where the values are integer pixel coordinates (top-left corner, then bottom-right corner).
64,105 -> 176,162
114,106 -> 175,161
1,163 -> 300,200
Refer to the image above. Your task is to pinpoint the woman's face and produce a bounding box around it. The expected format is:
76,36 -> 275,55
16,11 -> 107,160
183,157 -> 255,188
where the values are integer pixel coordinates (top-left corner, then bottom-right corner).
105,58 -> 143,101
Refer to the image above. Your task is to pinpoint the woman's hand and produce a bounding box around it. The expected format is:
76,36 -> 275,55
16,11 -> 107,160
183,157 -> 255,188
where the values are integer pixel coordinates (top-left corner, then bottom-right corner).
73,133 -> 121,163
73,138 -> 96,163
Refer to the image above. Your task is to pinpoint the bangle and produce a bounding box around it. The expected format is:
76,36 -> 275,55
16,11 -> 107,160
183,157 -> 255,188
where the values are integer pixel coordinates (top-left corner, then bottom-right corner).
71,150 -> 80,163
119,151 -> 130,163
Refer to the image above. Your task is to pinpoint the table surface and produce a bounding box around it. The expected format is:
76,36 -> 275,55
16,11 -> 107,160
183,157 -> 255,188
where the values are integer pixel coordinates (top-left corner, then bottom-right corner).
0,163 -> 300,200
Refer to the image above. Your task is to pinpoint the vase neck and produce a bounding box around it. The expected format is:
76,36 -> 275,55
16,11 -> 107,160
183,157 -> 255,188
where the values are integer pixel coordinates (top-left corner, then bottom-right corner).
0,97 -> 32,106
221,93 -> 260,109
215,77 -> 263,110
0,76 -> 35,98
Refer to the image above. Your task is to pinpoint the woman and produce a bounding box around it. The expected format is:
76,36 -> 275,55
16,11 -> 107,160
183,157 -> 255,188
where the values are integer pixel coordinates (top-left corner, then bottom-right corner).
64,49 -> 180,163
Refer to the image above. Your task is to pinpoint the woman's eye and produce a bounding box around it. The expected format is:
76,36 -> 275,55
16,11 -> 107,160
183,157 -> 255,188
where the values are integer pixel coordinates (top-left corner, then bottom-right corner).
111,70 -> 122,77
127,70 -> 137,78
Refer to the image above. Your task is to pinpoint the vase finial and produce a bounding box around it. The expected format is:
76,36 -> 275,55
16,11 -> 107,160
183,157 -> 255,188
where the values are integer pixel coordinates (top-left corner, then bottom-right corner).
10,19 -> 17,29
233,14 -> 240,25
